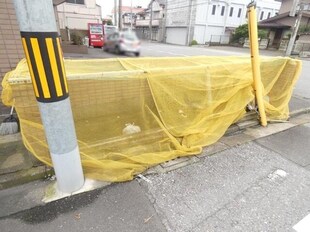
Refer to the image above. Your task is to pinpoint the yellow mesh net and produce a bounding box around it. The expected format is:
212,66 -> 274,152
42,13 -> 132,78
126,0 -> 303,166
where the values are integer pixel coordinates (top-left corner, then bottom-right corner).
1,56 -> 301,181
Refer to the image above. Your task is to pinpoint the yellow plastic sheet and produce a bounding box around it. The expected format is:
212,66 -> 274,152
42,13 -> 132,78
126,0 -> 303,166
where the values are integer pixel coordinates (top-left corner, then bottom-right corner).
1,56 -> 301,181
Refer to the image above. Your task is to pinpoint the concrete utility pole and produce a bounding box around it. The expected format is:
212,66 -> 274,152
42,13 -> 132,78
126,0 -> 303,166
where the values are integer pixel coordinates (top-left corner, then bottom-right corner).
290,0 -> 299,17
13,0 -> 84,193
149,0 -> 153,41
286,1 -> 303,56
187,0 -> 193,46
162,0 -> 168,43
119,0 -> 122,30
130,0 -> 133,30
114,0 -> 117,26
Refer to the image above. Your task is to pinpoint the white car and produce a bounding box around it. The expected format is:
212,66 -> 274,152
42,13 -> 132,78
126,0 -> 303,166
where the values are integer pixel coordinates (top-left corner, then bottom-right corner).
104,31 -> 141,56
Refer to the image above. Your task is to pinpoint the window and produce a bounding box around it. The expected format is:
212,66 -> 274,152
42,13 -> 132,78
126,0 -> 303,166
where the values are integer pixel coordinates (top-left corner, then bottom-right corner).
267,12 -> 271,18
66,0 -> 84,4
260,11 -> 264,20
212,5 -> 216,15
238,8 -> 242,18
221,6 -> 225,16
229,7 -> 234,17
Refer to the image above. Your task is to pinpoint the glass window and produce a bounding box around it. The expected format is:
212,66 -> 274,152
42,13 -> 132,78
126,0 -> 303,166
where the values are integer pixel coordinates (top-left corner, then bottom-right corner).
267,12 -> 271,18
66,0 -> 84,4
212,5 -> 216,15
221,6 -> 225,16
229,7 -> 234,17
260,11 -> 264,20
238,8 -> 242,18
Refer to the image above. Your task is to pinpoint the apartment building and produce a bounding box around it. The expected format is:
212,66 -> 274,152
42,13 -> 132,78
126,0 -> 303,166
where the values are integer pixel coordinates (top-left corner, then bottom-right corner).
56,0 -> 102,39
165,0 -> 281,45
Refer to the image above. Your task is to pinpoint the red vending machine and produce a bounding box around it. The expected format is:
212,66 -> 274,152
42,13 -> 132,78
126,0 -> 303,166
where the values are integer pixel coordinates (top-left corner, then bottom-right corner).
88,23 -> 104,48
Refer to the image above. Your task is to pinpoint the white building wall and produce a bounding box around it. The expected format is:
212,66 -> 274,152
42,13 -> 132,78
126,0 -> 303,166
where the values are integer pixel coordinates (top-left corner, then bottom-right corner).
191,0 -> 281,44
166,0 -> 197,45
57,0 -> 101,30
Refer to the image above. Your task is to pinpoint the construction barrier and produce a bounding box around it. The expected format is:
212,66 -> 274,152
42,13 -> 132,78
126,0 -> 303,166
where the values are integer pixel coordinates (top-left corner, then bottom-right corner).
1,56 -> 302,181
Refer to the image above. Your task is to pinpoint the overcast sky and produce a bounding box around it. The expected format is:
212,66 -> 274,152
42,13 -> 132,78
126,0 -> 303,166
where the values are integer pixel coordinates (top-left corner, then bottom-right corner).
96,0 -> 150,17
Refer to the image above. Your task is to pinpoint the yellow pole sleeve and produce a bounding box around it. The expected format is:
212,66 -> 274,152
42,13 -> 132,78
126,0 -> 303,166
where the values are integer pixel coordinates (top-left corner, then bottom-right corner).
248,4 -> 267,127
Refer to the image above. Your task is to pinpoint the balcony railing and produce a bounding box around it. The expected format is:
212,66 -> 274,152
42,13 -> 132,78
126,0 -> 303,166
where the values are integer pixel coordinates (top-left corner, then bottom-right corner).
135,19 -> 162,27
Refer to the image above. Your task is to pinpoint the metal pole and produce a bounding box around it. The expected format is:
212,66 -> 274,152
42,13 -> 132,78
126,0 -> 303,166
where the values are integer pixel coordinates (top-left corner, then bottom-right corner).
187,0 -> 193,46
13,0 -> 84,193
114,0 -> 117,26
247,2 -> 267,127
289,0 -> 299,17
162,0 -> 168,43
285,3 -> 303,56
119,0 -> 122,30
130,0 -> 133,30
149,0 -> 153,41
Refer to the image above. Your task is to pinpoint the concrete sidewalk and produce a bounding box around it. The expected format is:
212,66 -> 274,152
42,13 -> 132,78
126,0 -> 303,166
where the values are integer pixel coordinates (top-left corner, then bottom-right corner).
0,112 -> 310,231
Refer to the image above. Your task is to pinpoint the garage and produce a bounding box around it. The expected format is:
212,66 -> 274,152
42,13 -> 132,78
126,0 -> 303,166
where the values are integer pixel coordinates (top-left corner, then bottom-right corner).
166,27 -> 188,45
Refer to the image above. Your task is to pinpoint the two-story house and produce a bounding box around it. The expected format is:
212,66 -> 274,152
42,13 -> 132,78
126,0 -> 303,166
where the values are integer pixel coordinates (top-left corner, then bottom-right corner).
165,0 -> 281,46
56,0 -> 102,40
111,6 -> 145,30
135,0 -> 166,41
259,0 -> 310,49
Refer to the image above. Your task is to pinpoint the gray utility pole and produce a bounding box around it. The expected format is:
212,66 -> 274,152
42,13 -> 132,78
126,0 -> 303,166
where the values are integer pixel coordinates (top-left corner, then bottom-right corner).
130,0 -> 133,30
114,0 -> 117,26
162,0 -> 168,43
13,0 -> 84,193
290,0 -> 299,17
286,1 -> 303,56
149,0 -> 153,41
119,0 -> 122,30
186,0 -> 193,46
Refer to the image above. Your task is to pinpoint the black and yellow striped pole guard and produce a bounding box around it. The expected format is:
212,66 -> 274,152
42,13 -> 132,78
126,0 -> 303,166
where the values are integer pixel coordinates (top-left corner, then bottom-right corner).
21,32 -> 69,103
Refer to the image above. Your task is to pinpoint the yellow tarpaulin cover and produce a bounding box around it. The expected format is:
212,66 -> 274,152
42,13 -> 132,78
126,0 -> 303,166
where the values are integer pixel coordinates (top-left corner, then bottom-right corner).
1,56 -> 301,181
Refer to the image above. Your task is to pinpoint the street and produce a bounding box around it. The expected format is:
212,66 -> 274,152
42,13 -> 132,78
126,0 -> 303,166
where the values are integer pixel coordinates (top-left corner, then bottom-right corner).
1,42 -> 310,232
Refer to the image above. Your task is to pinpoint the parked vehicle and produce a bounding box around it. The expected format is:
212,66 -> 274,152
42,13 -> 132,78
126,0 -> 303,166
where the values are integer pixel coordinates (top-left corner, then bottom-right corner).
104,31 -> 141,56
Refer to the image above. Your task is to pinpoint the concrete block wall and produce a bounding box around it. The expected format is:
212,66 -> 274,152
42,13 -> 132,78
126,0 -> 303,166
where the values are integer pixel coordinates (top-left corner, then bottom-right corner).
0,0 -> 24,115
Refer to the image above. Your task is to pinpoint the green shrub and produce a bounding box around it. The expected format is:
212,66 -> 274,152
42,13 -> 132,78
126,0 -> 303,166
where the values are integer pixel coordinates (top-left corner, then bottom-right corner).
231,24 -> 268,43
190,40 -> 198,46
299,25 -> 310,33
71,31 -> 83,45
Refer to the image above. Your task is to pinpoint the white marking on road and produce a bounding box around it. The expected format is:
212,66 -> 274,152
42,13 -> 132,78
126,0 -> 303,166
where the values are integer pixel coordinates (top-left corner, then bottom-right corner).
293,213 -> 310,232
149,50 -> 189,57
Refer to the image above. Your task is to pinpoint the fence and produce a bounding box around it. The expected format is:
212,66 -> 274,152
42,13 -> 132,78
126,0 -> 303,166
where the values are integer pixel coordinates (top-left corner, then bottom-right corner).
294,42 -> 310,57
135,27 -> 158,41
243,38 -> 269,49
1,57 -> 301,182
209,35 -> 230,45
